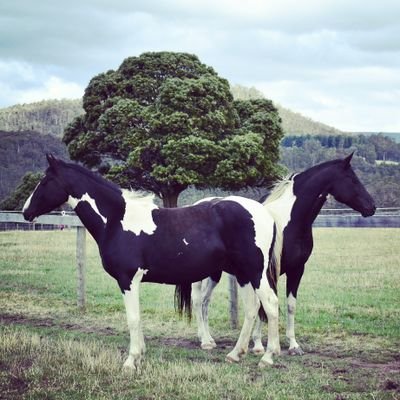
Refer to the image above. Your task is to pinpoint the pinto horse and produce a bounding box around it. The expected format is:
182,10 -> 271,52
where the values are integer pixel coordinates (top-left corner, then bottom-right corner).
23,155 -> 282,368
193,154 -> 376,354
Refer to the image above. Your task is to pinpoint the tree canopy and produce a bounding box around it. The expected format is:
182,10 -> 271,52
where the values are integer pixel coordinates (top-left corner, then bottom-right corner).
0,172 -> 42,211
63,52 -> 284,207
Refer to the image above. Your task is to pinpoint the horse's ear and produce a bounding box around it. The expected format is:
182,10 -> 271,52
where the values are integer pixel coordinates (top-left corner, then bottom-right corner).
46,154 -> 58,170
343,152 -> 354,169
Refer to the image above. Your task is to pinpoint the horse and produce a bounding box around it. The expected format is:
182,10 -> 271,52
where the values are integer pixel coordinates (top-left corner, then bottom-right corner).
22,154 -> 283,369
192,153 -> 376,354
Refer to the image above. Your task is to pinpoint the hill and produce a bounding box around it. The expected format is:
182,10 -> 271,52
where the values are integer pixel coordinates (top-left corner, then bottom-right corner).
0,88 -> 345,137
0,99 -> 83,137
230,84 -> 344,135
0,130 -> 69,202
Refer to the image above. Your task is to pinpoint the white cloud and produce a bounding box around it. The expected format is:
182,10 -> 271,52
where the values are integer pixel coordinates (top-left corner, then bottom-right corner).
18,76 -> 83,104
0,61 -> 83,107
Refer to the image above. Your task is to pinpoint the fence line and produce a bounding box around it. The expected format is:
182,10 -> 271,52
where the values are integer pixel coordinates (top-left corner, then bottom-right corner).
1,209 -> 399,325
0,211 -> 86,309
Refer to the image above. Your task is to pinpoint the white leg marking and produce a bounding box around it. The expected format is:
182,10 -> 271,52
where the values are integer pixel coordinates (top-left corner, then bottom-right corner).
256,278 -> 280,368
287,293 -> 304,355
226,284 -> 259,363
123,268 -> 148,369
200,278 -> 218,348
193,278 -> 217,349
251,317 -> 265,355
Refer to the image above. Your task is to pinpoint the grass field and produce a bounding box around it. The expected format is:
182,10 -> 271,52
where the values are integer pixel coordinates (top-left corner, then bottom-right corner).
0,228 -> 399,399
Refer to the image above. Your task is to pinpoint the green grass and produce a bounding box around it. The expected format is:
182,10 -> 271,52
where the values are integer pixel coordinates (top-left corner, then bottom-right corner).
0,228 -> 399,399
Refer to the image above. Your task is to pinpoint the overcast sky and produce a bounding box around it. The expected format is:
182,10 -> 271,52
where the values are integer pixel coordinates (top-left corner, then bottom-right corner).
1,0 -> 399,132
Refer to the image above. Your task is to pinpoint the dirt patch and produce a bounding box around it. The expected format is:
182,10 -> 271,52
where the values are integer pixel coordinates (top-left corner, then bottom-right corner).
157,337 -> 199,349
351,359 -> 400,374
0,360 -> 31,400
0,312 -> 233,352
0,312 -> 119,337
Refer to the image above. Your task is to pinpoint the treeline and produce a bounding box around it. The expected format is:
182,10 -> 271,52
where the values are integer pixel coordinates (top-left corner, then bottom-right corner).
280,135 -> 400,208
0,99 -> 83,137
1,129 -> 399,209
282,134 -> 400,163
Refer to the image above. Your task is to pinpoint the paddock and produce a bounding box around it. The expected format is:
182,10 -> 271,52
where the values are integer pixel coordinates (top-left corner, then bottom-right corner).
0,227 -> 399,399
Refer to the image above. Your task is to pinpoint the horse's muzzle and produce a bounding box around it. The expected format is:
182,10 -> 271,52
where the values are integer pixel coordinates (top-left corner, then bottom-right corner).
362,205 -> 376,217
23,210 -> 36,222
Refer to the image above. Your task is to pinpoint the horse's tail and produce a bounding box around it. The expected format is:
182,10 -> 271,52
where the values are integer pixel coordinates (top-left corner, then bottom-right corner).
258,221 -> 283,322
174,283 -> 192,321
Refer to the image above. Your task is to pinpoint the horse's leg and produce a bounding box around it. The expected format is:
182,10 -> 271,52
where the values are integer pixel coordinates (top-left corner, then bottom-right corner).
226,283 -> 259,363
200,277 -> 219,348
251,316 -> 265,354
122,268 -> 147,369
256,278 -> 280,368
193,278 -> 218,349
286,264 -> 305,356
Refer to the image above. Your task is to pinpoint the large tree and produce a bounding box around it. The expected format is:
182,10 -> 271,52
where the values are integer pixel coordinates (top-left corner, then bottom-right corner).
64,52 -> 283,207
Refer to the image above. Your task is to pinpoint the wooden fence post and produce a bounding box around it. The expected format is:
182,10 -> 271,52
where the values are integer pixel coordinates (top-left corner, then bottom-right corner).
228,275 -> 239,328
76,226 -> 86,310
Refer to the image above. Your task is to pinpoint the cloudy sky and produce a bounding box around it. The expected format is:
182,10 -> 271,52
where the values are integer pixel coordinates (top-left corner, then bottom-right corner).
1,0 -> 399,132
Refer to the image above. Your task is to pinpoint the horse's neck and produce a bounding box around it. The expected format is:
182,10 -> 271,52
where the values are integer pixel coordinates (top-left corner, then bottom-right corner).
64,171 -> 124,243
266,170 -> 331,230
264,181 -> 297,230
72,200 -> 106,244
290,169 -> 331,224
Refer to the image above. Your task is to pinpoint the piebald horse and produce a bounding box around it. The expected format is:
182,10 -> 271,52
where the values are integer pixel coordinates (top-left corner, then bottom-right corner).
193,154 -> 376,354
23,155 -> 282,368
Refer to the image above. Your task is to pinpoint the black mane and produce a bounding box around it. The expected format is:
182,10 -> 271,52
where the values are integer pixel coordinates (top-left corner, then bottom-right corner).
57,160 -> 121,193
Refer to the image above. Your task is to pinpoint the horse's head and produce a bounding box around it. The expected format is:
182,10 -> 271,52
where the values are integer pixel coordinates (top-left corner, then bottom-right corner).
23,154 -> 69,222
330,153 -> 376,217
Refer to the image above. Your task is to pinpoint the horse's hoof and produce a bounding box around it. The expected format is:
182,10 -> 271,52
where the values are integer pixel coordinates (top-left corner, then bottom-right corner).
288,347 -> 304,356
226,354 -> 240,363
258,358 -> 273,369
251,347 -> 265,355
201,342 -> 217,350
123,355 -> 142,371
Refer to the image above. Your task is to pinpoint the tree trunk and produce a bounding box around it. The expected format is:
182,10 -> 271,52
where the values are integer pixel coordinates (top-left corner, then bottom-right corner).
162,191 -> 179,208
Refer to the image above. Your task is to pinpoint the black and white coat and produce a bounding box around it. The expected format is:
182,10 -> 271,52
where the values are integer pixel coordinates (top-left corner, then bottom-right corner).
23,155 -> 282,369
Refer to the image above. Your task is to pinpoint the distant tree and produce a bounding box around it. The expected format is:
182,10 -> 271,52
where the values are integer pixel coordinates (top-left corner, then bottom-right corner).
64,52 -> 284,207
0,172 -> 42,210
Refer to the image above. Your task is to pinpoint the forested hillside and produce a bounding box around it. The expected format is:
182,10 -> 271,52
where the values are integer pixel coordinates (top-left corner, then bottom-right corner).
0,131 -> 68,201
0,99 -> 83,137
0,88 -> 345,137
1,129 -> 399,208
280,134 -> 400,207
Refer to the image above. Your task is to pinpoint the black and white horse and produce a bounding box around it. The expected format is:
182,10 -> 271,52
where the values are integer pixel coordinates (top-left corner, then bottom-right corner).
193,154 -> 376,354
23,155 -> 282,368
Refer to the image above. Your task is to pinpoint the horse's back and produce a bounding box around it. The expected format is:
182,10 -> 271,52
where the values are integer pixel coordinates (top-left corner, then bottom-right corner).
211,197 -> 276,286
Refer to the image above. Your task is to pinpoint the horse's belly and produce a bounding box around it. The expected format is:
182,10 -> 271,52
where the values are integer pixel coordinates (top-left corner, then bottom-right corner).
142,241 -> 226,285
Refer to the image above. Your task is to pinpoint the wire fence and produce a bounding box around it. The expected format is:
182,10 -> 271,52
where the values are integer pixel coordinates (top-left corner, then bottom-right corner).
1,208 -> 399,231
